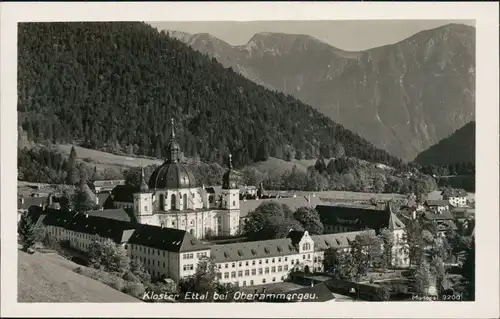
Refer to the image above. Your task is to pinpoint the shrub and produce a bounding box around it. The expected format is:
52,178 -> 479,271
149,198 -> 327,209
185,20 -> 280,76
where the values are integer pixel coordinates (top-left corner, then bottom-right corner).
123,272 -> 140,283
374,285 -> 391,301
123,282 -> 146,298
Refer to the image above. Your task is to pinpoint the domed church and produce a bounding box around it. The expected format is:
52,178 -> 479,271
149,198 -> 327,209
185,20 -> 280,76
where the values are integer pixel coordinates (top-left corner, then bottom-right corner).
132,119 -> 241,239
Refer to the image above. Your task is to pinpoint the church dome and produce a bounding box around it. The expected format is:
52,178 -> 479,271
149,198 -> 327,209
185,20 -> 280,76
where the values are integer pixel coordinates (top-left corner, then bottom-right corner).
222,154 -> 239,189
148,162 -> 196,189
148,118 -> 197,190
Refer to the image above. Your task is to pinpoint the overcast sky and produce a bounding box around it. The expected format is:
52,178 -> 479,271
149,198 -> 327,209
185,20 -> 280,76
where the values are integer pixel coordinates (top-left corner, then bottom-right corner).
148,20 -> 475,51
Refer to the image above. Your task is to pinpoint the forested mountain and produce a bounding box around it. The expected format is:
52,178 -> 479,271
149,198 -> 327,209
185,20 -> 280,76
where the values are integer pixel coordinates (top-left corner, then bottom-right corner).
18,22 -> 403,168
167,24 -> 475,161
414,121 -> 475,165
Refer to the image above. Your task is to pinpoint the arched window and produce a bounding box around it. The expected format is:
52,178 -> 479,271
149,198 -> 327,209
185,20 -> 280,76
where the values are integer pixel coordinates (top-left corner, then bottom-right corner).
183,193 -> 188,209
171,194 -> 176,210
144,206 -> 148,212
159,194 -> 165,211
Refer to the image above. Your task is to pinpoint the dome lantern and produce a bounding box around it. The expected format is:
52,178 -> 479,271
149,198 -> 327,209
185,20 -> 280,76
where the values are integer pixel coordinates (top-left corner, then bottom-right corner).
222,153 -> 239,190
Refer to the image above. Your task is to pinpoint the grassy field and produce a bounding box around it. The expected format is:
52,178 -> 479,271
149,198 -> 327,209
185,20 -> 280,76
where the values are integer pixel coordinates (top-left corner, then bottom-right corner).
56,144 -> 163,172
17,251 -> 140,302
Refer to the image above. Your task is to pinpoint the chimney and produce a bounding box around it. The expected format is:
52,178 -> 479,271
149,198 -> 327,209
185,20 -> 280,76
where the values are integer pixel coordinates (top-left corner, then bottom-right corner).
20,197 -> 25,204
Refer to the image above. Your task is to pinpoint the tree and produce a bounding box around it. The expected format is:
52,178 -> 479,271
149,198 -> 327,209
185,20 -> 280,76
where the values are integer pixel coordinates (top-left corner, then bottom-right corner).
404,219 -> 424,267
243,202 -> 303,240
178,256 -> 236,302
255,140 -> 269,162
127,258 -> 152,283
123,167 -> 141,188
350,236 -> 370,281
378,228 -> 394,269
65,146 -> 79,185
412,260 -> 434,296
430,257 -> 446,294
88,238 -> 131,274
461,238 -> 475,300
333,143 -> 345,158
293,206 -> 324,235
72,183 -> 97,212
18,211 -> 36,251
314,157 -> 327,174
374,285 -> 391,301
323,248 -> 356,281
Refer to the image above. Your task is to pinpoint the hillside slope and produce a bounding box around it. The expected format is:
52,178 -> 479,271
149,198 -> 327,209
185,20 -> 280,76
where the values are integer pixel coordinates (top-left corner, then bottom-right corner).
166,24 -> 475,161
414,121 -> 475,165
18,22 -> 402,169
18,251 -> 140,302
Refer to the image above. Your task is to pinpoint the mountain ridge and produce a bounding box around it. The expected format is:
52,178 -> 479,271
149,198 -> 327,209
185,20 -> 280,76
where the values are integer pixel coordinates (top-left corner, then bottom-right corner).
164,23 -> 475,161
18,22 -> 403,170
414,121 -> 475,165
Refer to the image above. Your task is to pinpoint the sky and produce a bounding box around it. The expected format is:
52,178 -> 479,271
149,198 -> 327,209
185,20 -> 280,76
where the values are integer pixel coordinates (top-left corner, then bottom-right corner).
148,20 -> 475,51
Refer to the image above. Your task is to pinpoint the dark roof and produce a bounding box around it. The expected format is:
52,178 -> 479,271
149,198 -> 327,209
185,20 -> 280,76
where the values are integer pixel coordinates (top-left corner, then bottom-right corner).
85,208 -> 133,222
423,210 -> 454,221
210,230 -> 375,263
42,209 -> 134,243
93,180 -> 125,187
148,162 -> 196,190
311,230 -> 377,251
316,204 -> 405,232
441,188 -> 468,198
106,184 -> 138,204
425,200 -> 450,207
211,238 -> 299,263
41,208 -> 208,253
288,283 -> 336,302
128,223 -> 209,253
205,187 -> 217,194
17,197 -> 45,210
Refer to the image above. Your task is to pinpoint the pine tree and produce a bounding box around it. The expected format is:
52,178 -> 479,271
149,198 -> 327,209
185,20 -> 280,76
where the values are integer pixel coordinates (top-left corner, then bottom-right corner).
18,212 -> 36,251
65,146 -> 79,185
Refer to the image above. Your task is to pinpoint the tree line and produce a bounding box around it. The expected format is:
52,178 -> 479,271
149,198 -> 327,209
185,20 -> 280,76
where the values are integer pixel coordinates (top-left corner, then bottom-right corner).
18,22 -> 404,169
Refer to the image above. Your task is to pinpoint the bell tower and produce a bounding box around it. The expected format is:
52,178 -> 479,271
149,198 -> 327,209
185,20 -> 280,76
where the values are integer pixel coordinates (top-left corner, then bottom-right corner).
134,165 -> 157,225
220,154 -> 241,236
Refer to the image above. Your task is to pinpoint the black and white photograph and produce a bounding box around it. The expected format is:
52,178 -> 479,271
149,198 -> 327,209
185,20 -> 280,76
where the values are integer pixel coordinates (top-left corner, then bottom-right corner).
1,2 -> 498,318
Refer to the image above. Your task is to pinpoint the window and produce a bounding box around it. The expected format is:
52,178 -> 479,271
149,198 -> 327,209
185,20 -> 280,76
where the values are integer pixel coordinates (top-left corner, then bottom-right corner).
262,279 -> 266,283
238,271 -> 243,277
278,266 -> 282,272
278,257 -> 281,262
231,272 -> 236,278
271,266 -> 276,273
272,277 -> 276,282
239,262 -> 242,267
251,269 -> 256,275
218,264 -> 221,269
124,244 -> 128,249
245,270 -> 250,276
245,261 -> 249,266
225,264 -> 229,269
252,260 -> 256,266
291,260 -> 294,265
259,260 -> 262,265
163,262 -> 165,267
224,272 -> 229,279
265,267 -> 270,274
272,258 -> 275,263
163,252 -> 165,257
307,254 -> 310,259
303,255 -> 306,260
158,250 -> 160,256
232,263 -> 236,268
250,280 -> 254,285
243,281 -> 246,286
265,259 -> 269,264
144,206 -> 148,212
284,265 -> 288,271
284,257 -> 288,262
258,268 -> 263,275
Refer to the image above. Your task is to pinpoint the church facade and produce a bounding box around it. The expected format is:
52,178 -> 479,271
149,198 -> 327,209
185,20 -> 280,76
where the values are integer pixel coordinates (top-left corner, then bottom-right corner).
125,119 -> 241,239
